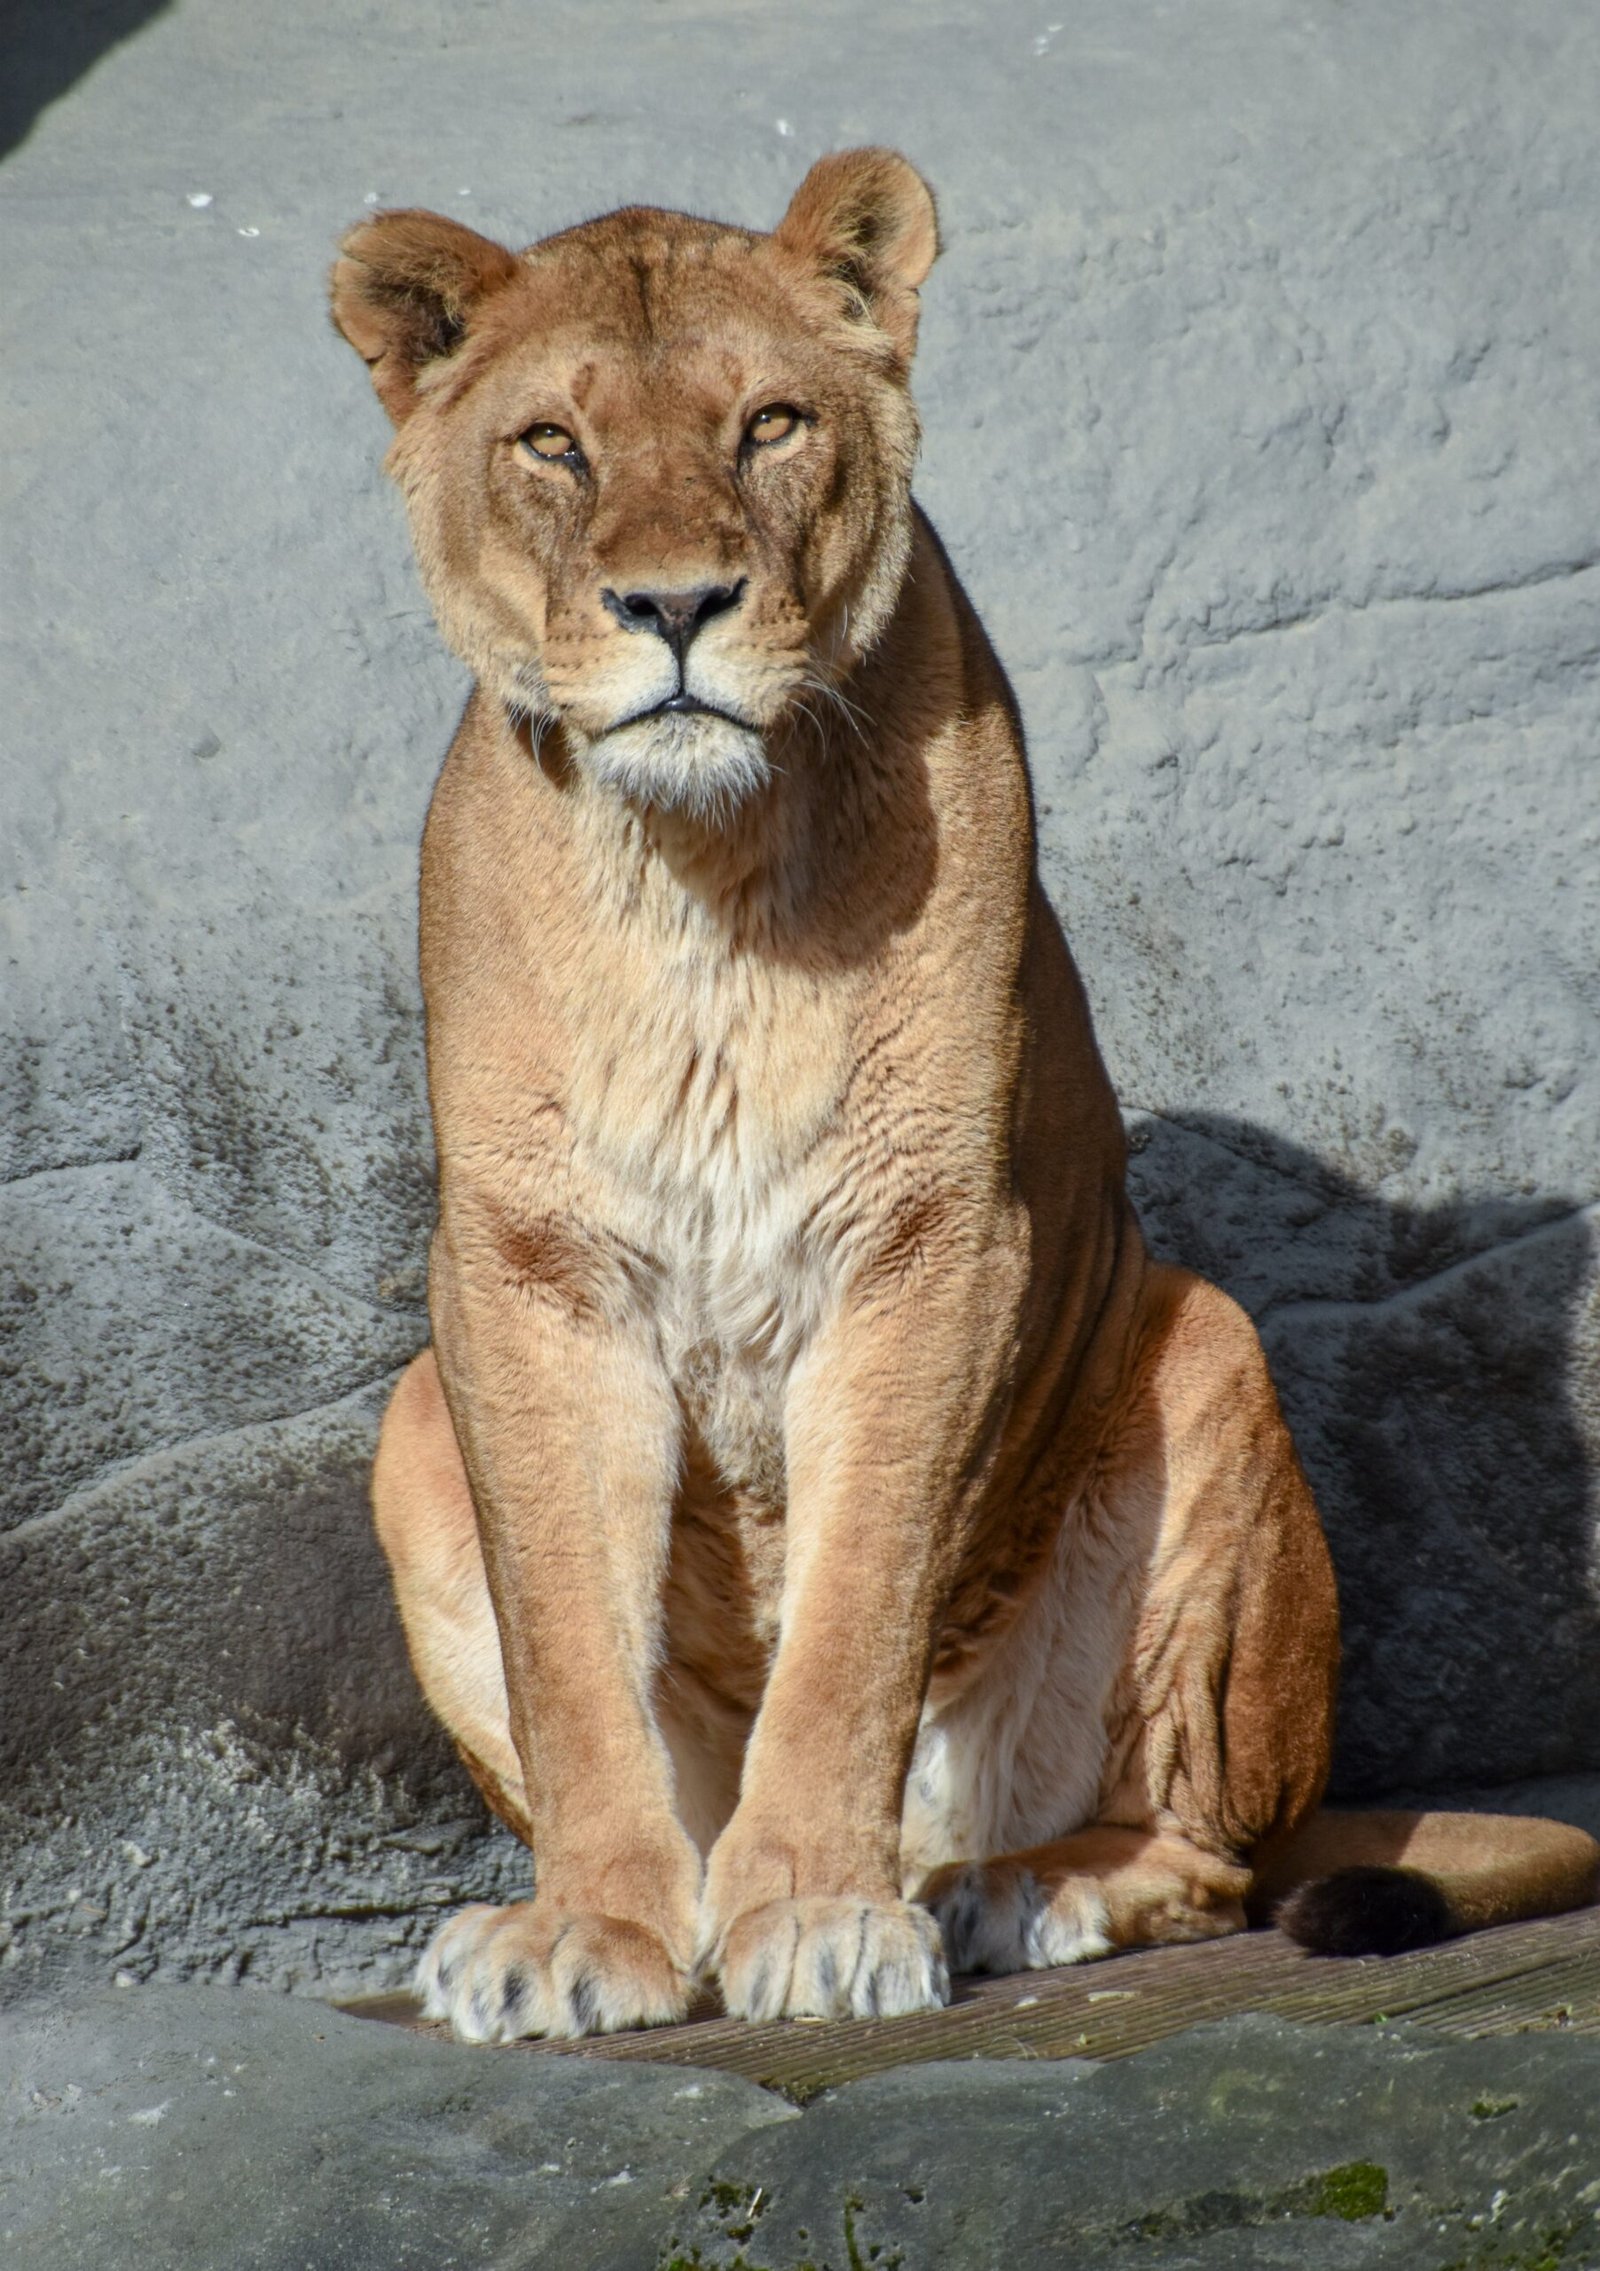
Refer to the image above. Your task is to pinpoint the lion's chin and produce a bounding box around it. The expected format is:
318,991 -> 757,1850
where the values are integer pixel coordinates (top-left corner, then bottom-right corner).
582,710 -> 772,824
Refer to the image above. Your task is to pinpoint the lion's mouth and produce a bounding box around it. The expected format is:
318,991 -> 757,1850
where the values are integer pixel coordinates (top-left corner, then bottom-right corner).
612,695 -> 754,733
582,693 -> 773,822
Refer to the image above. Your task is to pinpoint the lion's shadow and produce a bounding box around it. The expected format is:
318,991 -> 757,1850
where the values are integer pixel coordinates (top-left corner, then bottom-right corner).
1127,1107 -> 1599,1802
0,0 -> 173,163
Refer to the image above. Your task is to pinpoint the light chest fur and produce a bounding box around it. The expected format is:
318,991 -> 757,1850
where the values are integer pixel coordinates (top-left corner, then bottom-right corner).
561,850 -> 861,1575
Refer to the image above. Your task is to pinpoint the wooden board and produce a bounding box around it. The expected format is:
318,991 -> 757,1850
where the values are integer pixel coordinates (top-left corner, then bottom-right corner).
340,1904 -> 1600,2101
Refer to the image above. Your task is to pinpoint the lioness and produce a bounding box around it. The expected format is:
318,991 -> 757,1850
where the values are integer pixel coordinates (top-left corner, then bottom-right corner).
332,151 -> 1597,2040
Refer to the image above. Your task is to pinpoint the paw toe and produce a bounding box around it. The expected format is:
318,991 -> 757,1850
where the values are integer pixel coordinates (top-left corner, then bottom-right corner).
417,1904 -> 690,2042
719,1897 -> 947,2022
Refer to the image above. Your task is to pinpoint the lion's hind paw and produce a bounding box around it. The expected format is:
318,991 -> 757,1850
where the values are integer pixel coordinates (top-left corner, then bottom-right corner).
921,1860 -> 1114,1973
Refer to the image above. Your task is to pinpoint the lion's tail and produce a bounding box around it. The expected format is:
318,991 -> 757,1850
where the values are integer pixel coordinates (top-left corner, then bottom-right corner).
1251,1809 -> 1599,1956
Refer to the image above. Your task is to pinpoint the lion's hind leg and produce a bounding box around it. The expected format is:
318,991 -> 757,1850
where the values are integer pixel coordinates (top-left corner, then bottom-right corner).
922,1262 -> 1339,1975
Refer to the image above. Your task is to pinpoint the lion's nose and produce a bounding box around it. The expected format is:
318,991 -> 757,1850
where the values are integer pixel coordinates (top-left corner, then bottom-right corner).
602,580 -> 745,658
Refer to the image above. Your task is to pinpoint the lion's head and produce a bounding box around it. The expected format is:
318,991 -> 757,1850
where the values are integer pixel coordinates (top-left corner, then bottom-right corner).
331,151 -> 938,821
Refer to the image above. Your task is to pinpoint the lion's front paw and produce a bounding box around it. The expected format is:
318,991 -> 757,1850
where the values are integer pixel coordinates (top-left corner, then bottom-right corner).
714,1896 -> 949,2022
416,1901 -> 693,2042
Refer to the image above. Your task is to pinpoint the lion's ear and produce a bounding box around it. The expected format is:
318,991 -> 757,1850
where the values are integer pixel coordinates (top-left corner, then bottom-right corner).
330,210 -> 522,423
774,149 -> 939,362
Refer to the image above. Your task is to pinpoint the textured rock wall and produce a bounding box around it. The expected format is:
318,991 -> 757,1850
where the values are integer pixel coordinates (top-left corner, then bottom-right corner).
3,0 -> 1597,2000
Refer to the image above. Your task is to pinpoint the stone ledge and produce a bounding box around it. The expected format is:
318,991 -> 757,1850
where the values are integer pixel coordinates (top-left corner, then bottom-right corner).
7,1984 -> 1600,2269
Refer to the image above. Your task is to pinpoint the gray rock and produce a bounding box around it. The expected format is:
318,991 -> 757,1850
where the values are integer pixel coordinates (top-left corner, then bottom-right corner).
9,1996 -> 1599,2271
651,2015 -> 1600,2271
0,1987 -> 793,2271
1127,1119 -> 1600,1794
3,0 -> 1598,1988
0,1379 -> 532,2006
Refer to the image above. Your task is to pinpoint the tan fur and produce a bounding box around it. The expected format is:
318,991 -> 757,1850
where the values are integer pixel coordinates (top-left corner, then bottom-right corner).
335,153 -> 1597,2040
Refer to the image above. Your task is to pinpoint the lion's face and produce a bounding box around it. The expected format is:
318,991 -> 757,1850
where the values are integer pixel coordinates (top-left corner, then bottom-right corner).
332,153 -> 938,821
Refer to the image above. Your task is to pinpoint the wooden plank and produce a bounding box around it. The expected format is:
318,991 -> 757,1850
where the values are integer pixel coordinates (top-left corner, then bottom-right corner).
1397,1942 -> 1600,2041
340,1906 -> 1600,2099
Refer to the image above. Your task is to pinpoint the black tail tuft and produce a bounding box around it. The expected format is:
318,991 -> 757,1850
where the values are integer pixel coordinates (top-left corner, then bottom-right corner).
1276,1864 -> 1456,1957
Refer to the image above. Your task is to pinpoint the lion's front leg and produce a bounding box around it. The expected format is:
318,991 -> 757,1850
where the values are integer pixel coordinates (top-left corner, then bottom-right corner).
417,1215 -> 702,2042
702,1225 -> 1022,2021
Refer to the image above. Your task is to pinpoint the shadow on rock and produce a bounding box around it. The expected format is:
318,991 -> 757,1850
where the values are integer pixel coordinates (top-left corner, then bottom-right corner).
1127,1108 -> 1600,1799
0,0 -> 172,163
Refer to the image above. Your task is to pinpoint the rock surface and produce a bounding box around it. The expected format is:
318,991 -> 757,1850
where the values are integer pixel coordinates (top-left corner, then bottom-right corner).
5,1993 -> 1600,2270
3,0 -> 1598,1993
650,2015 -> 1600,2271
0,1986 -> 794,2270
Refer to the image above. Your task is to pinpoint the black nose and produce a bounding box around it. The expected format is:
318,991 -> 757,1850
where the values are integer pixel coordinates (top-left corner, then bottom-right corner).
602,580 -> 745,656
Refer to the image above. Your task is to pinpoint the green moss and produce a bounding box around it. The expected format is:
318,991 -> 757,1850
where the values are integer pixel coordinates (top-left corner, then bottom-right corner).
691,2178 -> 770,2243
1437,2221 -> 1583,2271
841,2192 -> 902,2271
657,2251 -> 803,2271
700,2178 -> 759,2218
664,2178 -> 782,2269
1125,2164 -> 1390,2246
1306,2161 -> 1390,2221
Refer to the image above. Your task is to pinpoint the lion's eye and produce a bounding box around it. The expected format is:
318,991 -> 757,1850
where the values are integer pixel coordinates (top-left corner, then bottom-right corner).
518,423 -> 579,463
746,404 -> 801,447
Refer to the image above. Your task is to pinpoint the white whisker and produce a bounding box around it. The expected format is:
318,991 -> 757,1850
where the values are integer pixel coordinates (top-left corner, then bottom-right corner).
798,669 -> 870,747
